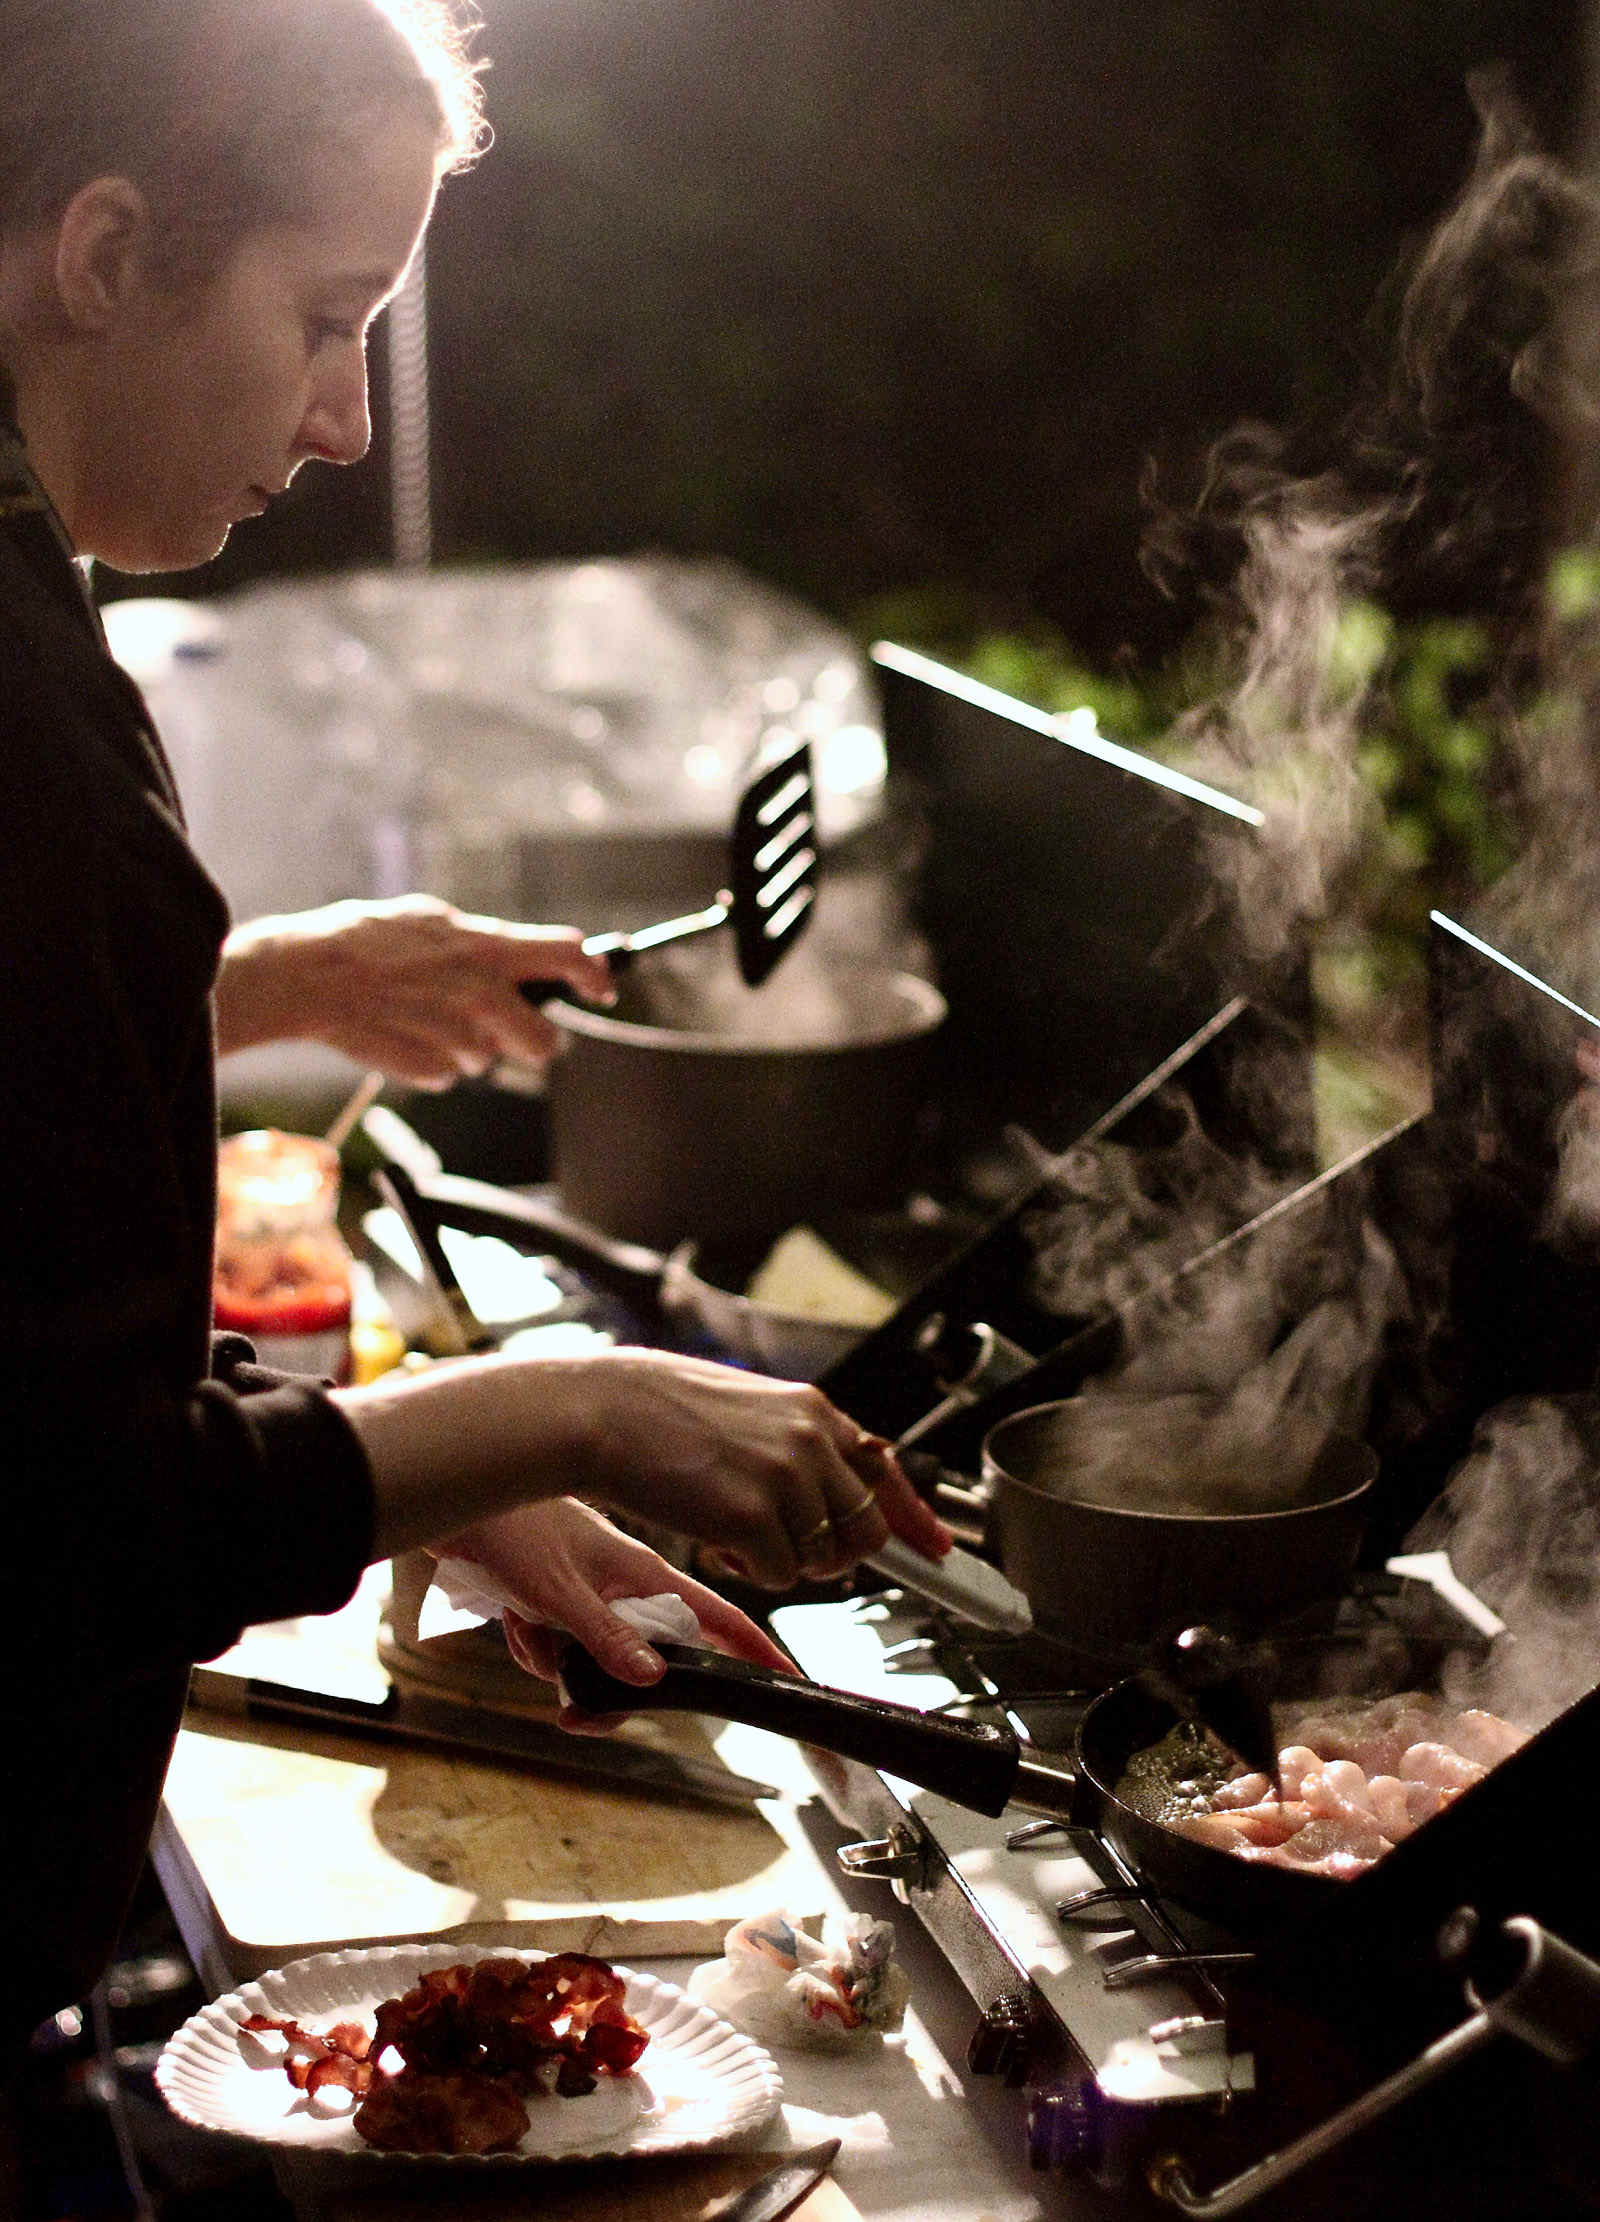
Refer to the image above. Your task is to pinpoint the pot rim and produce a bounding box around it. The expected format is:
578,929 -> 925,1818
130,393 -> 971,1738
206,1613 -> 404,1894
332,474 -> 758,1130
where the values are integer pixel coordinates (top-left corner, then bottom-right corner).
547,966 -> 947,1055
983,1398 -> 1377,1529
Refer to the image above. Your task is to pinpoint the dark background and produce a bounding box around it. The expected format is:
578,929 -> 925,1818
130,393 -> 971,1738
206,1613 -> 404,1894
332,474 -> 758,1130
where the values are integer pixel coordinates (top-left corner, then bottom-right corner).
104,0 -> 1591,676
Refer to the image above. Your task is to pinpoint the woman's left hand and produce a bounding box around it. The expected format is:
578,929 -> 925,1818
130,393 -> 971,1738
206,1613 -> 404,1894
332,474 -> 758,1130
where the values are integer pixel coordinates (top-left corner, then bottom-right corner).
437,1497 -> 792,1729
215,894 -> 616,1086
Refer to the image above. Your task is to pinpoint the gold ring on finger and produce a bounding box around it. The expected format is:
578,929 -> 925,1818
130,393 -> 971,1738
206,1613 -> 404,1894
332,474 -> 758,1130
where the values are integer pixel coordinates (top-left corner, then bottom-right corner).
833,1492 -> 882,1531
794,1516 -> 835,1556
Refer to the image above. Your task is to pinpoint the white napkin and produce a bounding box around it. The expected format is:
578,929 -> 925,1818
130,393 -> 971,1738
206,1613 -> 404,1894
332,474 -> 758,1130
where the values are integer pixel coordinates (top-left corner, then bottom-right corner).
430,1561 -> 701,1644
427,1561 -> 704,1702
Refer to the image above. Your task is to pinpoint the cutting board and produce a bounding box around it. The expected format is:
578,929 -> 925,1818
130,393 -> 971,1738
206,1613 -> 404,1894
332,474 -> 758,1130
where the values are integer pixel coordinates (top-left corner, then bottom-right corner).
280,2147 -> 861,2221
163,1566 -> 828,1978
162,1709 -> 826,1977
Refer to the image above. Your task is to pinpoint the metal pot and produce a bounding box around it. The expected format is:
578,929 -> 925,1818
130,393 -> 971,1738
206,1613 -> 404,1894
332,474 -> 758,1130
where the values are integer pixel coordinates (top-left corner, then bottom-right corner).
981,1397 -> 1377,1660
543,963 -> 946,1249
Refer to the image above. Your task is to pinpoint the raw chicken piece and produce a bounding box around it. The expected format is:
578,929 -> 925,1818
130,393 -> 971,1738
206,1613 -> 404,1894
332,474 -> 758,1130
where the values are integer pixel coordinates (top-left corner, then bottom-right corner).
1365,1775 -> 1416,1842
1277,1696 -> 1447,1779
1277,1746 -> 1322,1800
1218,1800 -> 1308,1847
1175,1812 -> 1265,1852
1399,1742 -> 1488,1793
1163,1693 -> 1522,1879
1450,1710 -> 1530,1768
1227,1814 -> 1389,1878
1212,1771 -> 1273,1810
1302,1759 -> 1375,1821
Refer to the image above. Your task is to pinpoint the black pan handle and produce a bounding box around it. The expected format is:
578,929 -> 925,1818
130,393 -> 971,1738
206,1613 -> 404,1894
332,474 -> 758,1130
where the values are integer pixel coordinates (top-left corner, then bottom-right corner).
403,1169 -> 670,1319
558,1641 -> 1021,1817
371,1162 -> 497,1355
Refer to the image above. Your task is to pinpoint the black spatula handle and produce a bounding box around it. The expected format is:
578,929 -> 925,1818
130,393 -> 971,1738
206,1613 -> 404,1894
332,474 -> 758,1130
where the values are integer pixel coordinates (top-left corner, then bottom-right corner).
558,1641 -> 1020,1816
517,929 -> 631,1009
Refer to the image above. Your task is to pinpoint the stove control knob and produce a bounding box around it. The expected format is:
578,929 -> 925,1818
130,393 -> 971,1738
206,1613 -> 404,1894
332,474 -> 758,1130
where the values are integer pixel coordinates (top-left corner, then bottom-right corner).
1027,2079 -> 1100,2173
968,1993 -> 1034,2084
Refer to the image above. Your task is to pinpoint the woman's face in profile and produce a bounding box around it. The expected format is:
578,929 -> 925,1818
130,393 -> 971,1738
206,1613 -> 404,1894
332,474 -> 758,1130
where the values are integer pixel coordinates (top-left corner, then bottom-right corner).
70,114 -> 439,573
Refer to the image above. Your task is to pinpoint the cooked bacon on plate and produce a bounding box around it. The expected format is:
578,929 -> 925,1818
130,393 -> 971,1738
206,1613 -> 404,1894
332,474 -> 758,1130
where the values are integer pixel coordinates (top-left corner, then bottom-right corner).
240,1953 -> 650,2153
353,2067 -> 532,2156
239,2015 -> 375,2098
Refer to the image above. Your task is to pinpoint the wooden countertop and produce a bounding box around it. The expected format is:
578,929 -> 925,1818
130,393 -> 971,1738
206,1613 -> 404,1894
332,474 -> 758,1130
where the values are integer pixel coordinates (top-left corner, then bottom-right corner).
159,1709 -> 820,1977
153,1568 -> 1052,2222
160,1568 -> 829,1983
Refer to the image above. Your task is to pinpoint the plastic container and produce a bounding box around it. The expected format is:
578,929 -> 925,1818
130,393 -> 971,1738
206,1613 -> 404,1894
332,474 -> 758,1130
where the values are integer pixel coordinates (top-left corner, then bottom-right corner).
214,1129 -> 353,1379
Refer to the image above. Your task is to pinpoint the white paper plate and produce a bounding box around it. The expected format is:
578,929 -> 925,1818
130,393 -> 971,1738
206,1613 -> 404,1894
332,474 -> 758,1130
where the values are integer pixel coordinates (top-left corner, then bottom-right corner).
156,1942 -> 782,2163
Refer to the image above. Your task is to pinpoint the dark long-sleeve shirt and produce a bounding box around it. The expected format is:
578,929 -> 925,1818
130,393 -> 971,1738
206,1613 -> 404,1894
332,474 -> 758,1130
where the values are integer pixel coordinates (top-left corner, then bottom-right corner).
0,400 -> 376,2051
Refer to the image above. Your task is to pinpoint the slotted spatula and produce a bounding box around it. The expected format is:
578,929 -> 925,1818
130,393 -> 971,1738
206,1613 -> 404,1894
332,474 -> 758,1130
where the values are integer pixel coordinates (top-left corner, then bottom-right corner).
323,746 -> 820,1134
524,740 -> 818,999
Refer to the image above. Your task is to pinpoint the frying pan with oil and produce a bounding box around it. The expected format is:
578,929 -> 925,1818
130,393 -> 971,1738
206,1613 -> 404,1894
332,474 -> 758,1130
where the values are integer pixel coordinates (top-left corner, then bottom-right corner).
563,1641 -> 1591,2048
558,1643 -> 1339,1937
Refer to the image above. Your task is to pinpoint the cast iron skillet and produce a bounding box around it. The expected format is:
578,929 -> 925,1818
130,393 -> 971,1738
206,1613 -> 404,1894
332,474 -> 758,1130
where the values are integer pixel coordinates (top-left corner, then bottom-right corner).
563,1643 -> 1599,2052
558,1643 -> 1338,1938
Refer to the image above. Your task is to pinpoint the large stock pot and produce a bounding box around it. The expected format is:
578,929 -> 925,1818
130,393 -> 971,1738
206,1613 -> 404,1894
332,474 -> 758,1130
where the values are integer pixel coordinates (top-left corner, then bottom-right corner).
543,962 -> 947,1249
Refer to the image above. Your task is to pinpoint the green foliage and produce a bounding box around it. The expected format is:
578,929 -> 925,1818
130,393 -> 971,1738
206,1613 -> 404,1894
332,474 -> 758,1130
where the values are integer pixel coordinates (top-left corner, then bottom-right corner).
852,587 -> 1184,745
863,590 -> 1523,1001
1547,546 -> 1600,624
1351,610 -> 1518,951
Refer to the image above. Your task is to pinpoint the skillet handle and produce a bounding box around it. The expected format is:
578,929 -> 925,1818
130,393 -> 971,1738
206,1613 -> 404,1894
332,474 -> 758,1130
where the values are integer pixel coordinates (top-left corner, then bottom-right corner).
559,1642 -> 1021,1818
403,1169 -> 670,1318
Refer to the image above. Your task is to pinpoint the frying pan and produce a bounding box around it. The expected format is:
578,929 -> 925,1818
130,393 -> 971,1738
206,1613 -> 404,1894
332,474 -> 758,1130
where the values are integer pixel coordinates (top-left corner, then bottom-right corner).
367,1156 -> 952,1378
561,1640 -> 1597,2057
557,1642 -> 1337,1938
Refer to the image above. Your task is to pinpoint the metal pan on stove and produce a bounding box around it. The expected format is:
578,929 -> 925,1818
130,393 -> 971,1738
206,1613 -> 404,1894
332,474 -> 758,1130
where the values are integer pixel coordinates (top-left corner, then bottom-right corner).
561,1635 -> 1593,2015
557,1642 -> 1339,1938
981,1397 -> 1378,1659
369,1156 -> 958,1379
559,1639 -> 1589,1992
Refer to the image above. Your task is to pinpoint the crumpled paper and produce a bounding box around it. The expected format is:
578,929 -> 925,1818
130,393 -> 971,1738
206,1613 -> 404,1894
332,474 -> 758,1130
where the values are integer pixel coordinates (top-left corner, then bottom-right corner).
427,1563 -> 703,1703
688,1908 -> 909,2051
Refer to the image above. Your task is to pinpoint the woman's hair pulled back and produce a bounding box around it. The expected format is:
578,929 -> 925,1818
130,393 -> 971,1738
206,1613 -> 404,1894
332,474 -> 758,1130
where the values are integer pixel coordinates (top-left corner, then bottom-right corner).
0,0 -> 487,279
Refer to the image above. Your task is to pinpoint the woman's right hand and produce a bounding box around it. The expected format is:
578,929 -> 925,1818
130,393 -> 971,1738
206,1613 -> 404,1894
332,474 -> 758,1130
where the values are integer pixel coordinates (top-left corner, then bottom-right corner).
567,1348 -> 953,1588
340,1343 -> 953,1589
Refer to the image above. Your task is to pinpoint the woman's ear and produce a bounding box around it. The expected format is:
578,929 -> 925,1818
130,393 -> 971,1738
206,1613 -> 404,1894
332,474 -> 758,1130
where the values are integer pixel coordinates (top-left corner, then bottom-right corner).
52,176 -> 155,332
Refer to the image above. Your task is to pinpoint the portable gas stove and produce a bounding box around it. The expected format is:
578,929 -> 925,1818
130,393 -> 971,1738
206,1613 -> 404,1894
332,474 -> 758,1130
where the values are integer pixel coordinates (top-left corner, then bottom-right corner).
770,1585 -> 1600,2217
361,893 -> 1600,2212
748,907 -> 1600,2214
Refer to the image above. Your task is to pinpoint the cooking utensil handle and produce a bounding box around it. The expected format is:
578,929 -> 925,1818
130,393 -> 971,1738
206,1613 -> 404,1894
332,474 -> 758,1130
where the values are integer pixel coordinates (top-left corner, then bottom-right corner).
515,929 -> 630,1009
404,1169 -> 670,1317
371,1163 -> 496,1355
559,1642 -> 1021,1816
517,906 -> 735,1005
865,1536 -> 1034,1636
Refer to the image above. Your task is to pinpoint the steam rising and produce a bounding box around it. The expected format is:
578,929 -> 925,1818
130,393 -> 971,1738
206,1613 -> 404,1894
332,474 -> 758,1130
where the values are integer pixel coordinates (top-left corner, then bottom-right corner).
1027,1140 -> 1401,1512
1545,1083 -> 1600,1245
1021,75 -> 1600,1584
1147,73 -> 1600,984
1409,1396 -> 1600,1729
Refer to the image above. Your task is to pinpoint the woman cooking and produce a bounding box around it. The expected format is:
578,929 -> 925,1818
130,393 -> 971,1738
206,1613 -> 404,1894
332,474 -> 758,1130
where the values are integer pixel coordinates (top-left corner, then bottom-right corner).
0,0 -> 949,2061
